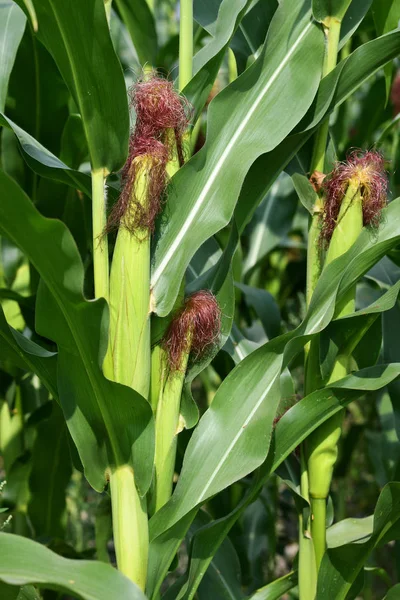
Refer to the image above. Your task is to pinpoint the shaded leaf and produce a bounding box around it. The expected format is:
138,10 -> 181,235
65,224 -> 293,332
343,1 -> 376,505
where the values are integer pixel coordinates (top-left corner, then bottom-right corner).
317,483 -> 400,600
115,0 -> 158,66
0,533 -> 146,600
0,0 -> 26,112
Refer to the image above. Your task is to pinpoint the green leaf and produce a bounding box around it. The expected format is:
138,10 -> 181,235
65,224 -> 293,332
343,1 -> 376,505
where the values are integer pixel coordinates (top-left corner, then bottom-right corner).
372,0 -> 400,36
23,0 -> 129,172
0,1 -> 26,112
339,0 -> 373,49
317,483 -> 400,600
149,362 -> 400,598
0,112 -> 93,197
326,516 -> 374,547
230,1 -> 278,73
235,283 -> 280,339
0,303 -> 58,399
148,198 -> 400,586
0,169 -> 154,494
115,0 -> 158,66
184,0 -> 251,120
28,402 -> 72,538
248,572 -> 297,600
197,532 -> 244,599
235,27 -> 400,233
385,584 -> 400,599
243,172 -> 298,273
0,533 -> 147,600
291,172 -> 317,215
151,0 -> 324,316
312,0 -> 352,22
372,0 -> 400,99
17,586 -> 41,600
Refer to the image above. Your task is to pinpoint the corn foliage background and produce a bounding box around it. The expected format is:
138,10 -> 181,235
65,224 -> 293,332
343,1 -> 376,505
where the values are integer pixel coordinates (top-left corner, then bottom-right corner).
0,0 -> 400,598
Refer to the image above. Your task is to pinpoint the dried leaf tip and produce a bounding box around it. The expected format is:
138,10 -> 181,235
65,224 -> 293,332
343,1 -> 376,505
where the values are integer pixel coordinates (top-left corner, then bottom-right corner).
162,291 -> 221,372
321,149 -> 388,243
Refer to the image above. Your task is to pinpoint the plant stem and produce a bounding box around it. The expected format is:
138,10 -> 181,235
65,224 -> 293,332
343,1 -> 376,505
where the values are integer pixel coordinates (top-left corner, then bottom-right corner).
299,447 -> 317,599
179,0 -> 193,91
310,497 -> 326,571
110,466 -> 148,590
306,17 -> 342,304
91,169 -> 109,301
310,18 -> 341,175
300,17 -> 343,597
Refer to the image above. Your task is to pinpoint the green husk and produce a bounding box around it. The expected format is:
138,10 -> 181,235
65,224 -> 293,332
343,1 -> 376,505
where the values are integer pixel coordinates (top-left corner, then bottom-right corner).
306,180 -> 363,569
152,350 -> 189,513
105,159 -> 151,398
104,156 -> 154,589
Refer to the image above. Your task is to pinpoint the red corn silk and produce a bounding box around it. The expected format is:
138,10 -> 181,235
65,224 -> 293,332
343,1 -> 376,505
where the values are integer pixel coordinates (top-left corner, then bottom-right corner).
321,149 -> 388,244
131,73 -> 191,166
162,291 -> 221,372
107,73 -> 192,234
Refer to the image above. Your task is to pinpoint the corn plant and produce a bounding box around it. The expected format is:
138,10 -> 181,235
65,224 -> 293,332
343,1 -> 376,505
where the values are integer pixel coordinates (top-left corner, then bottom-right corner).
0,0 -> 400,599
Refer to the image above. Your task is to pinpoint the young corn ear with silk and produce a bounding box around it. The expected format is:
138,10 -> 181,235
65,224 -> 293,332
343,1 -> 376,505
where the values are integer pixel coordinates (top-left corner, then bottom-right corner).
1,0 -> 400,599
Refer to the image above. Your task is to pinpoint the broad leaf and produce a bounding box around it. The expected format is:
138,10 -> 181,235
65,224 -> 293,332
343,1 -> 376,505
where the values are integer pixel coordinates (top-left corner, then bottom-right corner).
235,27 -> 400,233
151,198 -> 400,536
0,112 -> 92,197
184,0 -> 251,120
115,0 -> 158,66
0,303 -> 58,399
0,0 -> 26,112
312,0 -> 352,22
28,402 -> 72,538
248,572 -> 297,600
19,0 -> 129,172
0,170 -> 154,494
317,483 -> 400,599
151,0 -> 325,316
147,199 -> 400,592
0,533 -> 146,600
326,516 -> 374,547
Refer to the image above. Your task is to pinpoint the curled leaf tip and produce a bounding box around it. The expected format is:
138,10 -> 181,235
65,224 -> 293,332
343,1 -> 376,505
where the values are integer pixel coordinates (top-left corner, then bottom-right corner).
162,291 -> 221,372
321,149 -> 388,243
